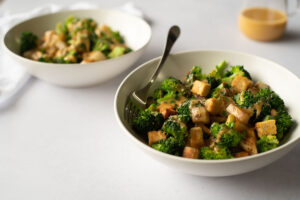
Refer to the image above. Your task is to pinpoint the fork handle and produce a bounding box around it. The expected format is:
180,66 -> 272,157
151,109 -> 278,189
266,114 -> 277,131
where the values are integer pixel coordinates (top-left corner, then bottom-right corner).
149,25 -> 181,84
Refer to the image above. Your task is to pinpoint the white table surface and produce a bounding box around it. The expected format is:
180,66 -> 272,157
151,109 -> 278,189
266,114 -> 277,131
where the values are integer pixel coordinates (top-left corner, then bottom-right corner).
1,0 -> 300,199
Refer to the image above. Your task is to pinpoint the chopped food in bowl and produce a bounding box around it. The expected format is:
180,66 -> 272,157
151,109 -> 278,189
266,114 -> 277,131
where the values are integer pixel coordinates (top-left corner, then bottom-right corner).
132,61 -> 293,159
20,16 -> 132,64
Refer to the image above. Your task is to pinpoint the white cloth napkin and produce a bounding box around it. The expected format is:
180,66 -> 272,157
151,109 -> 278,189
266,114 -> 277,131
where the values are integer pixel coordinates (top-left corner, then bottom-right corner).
0,2 -> 144,109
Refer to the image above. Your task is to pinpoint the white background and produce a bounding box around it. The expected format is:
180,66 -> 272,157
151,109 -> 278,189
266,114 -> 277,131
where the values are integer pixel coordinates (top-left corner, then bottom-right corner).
1,0 -> 300,199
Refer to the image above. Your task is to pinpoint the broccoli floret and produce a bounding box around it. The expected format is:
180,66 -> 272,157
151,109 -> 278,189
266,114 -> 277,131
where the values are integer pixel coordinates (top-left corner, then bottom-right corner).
210,122 -> 242,147
217,129 -> 242,147
206,76 -> 220,90
249,102 -> 271,124
200,146 -> 233,160
256,88 -> 285,111
156,77 -> 188,102
161,116 -> 188,141
210,83 -> 230,98
108,46 -> 126,58
20,32 -> 38,54
274,110 -> 293,140
257,135 -> 279,153
133,110 -> 164,134
234,90 -> 256,108
111,30 -> 125,43
177,100 -> 191,123
222,66 -> 252,84
152,137 -> 185,156
210,122 -> 224,137
208,60 -> 227,80
185,66 -> 205,88
161,77 -> 184,93
93,39 -> 110,55
225,115 -> 235,129
153,88 -> 165,100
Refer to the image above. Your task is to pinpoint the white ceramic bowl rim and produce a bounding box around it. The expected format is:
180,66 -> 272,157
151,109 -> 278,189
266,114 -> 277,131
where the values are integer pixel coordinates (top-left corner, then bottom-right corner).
3,8 -> 152,67
114,49 -> 300,164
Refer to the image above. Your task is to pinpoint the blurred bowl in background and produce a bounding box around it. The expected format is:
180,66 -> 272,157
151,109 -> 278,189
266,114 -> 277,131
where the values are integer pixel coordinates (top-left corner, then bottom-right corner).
3,9 -> 151,87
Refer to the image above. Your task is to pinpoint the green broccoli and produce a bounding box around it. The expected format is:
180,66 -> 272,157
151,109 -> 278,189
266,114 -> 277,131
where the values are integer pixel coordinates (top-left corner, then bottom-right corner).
161,116 -> 188,141
200,146 -> 233,160
108,46 -> 126,58
156,77 -> 188,103
152,137 -> 185,156
234,90 -> 256,108
208,60 -> 227,80
274,110 -> 293,140
257,135 -> 279,153
153,88 -> 165,100
185,66 -> 205,88
176,100 -> 191,123
217,129 -> 243,147
133,110 -> 164,134
222,65 -> 252,84
93,39 -> 110,55
206,76 -> 220,90
210,83 -> 230,98
20,32 -> 38,54
210,122 -> 225,137
210,122 -> 242,148
256,88 -> 285,111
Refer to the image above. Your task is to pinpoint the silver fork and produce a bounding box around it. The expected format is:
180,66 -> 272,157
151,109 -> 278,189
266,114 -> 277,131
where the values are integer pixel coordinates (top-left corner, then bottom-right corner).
124,25 -> 181,124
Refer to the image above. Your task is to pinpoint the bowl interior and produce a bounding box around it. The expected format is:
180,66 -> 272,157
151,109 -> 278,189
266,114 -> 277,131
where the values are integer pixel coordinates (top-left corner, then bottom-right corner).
4,9 -> 151,56
116,50 -> 300,151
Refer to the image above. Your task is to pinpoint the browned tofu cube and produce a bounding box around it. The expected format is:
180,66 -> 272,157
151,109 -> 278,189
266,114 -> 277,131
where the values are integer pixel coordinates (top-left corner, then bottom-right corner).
227,114 -> 248,132
157,103 -> 176,119
148,130 -> 166,146
226,103 -> 252,124
183,147 -> 200,159
231,75 -> 253,93
255,120 -> 277,138
210,116 -> 227,123
240,136 -> 258,155
234,151 -> 249,158
191,106 -> 210,124
192,80 -> 211,97
187,127 -> 204,149
205,98 -> 224,115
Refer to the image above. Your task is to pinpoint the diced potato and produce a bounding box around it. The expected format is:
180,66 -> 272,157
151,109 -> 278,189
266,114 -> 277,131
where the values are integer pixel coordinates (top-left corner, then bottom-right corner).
183,147 -> 200,159
205,98 -> 224,115
231,75 -> 253,93
226,104 -> 252,124
187,127 -> 204,149
148,130 -> 166,146
157,103 -> 176,119
192,80 -> 211,97
234,151 -> 249,158
255,120 -> 277,138
191,106 -> 210,124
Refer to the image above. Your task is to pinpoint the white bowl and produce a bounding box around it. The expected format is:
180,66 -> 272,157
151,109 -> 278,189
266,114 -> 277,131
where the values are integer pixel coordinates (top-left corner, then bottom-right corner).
114,50 -> 300,177
3,9 -> 151,87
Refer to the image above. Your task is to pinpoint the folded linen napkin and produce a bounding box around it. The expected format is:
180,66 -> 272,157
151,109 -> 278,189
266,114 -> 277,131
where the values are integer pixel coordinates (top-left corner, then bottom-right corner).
0,2 -> 144,109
